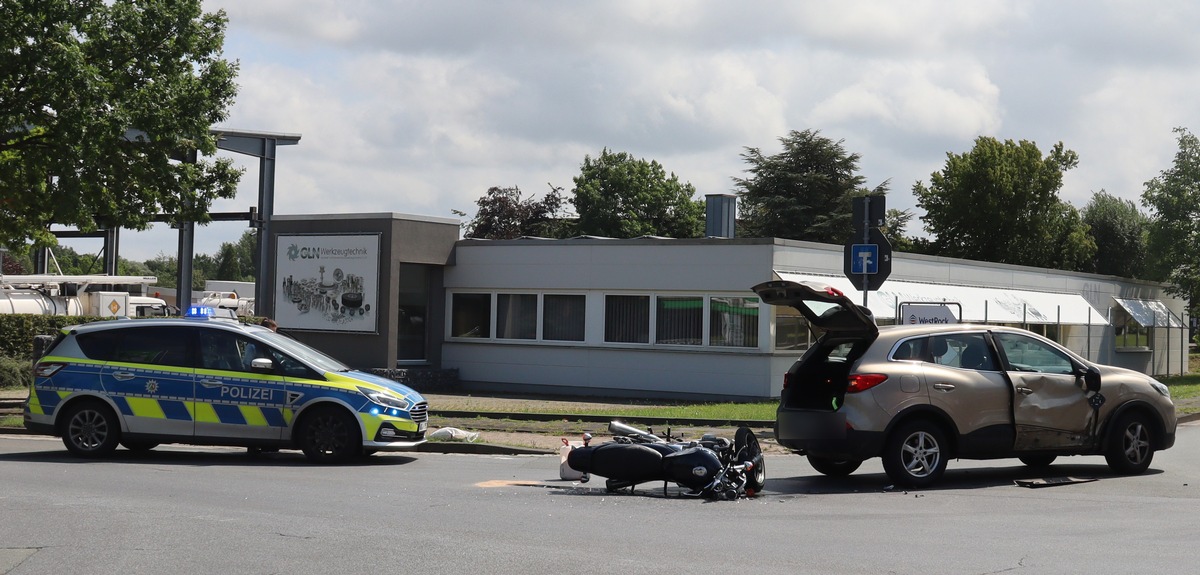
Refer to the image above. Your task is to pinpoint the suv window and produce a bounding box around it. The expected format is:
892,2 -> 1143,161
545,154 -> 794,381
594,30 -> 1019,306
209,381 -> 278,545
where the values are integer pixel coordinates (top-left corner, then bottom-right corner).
892,338 -> 929,361
930,333 -> 995,371
993,332 -> 1075,374
828,342 -> 855,361
199,329 -> 248,371
75,331 -> 117,361
110,326 -> 195,368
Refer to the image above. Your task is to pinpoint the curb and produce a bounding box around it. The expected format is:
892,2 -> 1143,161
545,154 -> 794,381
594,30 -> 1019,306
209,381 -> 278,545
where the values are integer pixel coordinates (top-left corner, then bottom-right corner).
431,410 -> 774,429
0,426 -> 552,455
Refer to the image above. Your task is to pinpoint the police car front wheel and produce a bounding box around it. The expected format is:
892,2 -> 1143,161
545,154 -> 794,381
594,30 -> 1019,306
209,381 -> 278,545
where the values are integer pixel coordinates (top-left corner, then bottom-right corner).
61,400 -> 121,458
298,406 -> 361,463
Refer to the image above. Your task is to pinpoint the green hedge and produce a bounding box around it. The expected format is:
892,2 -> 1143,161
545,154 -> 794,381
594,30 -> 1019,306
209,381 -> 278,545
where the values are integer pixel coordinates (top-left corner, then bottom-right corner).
1,315 -> 116,389
0,315 -> 116,360
0,314 -> 269,389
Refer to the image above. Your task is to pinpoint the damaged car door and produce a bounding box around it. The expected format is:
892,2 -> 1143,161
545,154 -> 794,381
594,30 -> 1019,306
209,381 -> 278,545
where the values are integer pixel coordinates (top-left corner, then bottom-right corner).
993,332 -> 1094,450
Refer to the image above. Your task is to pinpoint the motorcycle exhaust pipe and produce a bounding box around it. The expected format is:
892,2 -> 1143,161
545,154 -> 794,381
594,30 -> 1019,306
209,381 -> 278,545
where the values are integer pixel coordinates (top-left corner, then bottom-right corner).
608,420 -> 660,442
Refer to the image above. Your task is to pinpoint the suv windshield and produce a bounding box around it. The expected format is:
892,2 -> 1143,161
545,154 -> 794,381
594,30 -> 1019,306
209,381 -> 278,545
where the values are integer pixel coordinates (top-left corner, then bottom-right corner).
253,330 -> 351,373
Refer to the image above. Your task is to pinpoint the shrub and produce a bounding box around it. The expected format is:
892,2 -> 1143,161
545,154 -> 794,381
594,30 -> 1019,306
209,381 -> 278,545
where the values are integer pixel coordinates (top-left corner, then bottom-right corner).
0,354 -> 31,389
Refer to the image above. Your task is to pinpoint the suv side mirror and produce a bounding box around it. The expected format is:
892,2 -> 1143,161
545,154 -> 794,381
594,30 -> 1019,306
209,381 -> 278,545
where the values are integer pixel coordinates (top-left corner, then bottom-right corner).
1078,366 -> 1101,393
250,357 -> 274,372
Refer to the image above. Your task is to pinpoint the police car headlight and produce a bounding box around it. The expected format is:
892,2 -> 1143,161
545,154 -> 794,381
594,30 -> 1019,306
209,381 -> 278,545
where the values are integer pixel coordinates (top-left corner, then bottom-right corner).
358,386 -> 411,411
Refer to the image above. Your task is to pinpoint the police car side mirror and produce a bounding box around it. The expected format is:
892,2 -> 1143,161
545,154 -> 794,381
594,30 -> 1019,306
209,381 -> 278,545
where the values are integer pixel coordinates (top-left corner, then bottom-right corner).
250,357 -> 274,372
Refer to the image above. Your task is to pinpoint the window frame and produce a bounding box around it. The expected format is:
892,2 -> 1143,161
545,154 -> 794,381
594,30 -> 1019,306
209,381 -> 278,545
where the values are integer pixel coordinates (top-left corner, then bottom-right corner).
1111,306 -> 1153,351
446,290 -> 762,350
448,291 -> 589,345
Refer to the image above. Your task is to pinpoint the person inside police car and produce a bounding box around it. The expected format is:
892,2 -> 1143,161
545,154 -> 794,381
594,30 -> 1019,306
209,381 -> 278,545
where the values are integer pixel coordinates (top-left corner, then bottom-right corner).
242,318 -> 278,370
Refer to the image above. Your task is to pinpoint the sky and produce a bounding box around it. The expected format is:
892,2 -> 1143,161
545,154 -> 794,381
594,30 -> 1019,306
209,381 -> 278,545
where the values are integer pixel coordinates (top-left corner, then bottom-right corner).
62,0 -> 1200,264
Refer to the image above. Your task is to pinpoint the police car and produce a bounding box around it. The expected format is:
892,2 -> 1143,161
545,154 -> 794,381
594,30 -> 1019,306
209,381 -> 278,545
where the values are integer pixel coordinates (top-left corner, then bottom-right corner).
24,307 -> 429,462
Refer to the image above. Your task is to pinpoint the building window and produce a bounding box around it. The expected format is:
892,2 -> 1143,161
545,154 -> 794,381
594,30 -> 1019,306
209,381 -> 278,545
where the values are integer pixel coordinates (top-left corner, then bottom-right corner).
710,297 -> 759,348
497,294 -> 537,339
605,295 -> 650,343
656,296 -> 703,345
1112,307 -> 1151,349
774,306 -> 812,351
451,293 -> 491,338
543,294 -> 585,341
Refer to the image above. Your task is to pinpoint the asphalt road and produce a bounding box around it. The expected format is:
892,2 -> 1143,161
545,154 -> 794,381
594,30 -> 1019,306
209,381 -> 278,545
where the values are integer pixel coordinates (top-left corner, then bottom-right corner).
2,424 -> 1199,575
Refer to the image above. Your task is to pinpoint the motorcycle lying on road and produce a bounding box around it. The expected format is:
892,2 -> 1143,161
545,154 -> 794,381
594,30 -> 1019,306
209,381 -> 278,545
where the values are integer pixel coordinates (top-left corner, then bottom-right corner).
566,421 -> 766,500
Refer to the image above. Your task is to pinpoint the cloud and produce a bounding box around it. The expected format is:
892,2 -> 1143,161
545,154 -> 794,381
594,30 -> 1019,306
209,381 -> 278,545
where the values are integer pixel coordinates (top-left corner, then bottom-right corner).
102,0 -> 1200,263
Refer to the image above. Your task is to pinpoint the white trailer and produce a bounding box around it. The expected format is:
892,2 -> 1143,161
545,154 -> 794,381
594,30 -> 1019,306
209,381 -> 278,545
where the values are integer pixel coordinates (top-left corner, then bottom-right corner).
0,274 -> 168,317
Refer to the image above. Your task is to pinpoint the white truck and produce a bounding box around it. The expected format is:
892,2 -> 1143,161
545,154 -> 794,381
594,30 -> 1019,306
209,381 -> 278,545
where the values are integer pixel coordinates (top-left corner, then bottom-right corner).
0,274 -> 169,317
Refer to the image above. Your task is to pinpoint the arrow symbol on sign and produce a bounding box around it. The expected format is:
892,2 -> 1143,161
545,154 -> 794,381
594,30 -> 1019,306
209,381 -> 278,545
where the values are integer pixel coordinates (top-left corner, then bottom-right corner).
858,251 -> 873,271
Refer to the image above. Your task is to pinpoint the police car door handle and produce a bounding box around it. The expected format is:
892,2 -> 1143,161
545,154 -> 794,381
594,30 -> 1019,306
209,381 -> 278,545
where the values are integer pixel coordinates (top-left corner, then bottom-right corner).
1016,386 -> 1034,395
111,372 -> 136,381
199,380 -> 224,388
932,383 -> 955,391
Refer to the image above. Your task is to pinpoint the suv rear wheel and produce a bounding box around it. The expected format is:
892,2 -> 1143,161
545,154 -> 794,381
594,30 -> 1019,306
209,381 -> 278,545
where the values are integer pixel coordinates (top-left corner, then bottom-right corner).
61,400 -> 121,458
882,420 -> 948,488
1018,454 -> 1057,467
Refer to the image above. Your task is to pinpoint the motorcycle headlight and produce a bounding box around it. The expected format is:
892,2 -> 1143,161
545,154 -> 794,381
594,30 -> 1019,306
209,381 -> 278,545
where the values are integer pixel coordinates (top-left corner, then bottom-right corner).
358,386 -> 412,411
1148,379 -> 1170,399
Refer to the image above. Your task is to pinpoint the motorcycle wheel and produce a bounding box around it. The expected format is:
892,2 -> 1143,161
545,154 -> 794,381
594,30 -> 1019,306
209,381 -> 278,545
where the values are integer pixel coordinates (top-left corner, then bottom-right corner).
735,427 -> 767,492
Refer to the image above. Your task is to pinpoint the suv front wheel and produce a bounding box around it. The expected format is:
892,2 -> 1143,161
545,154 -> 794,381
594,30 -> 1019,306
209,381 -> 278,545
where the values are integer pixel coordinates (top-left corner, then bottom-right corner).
298,405 -> 362,463
1104,412 -> 1155,475
882,420 -> 948,488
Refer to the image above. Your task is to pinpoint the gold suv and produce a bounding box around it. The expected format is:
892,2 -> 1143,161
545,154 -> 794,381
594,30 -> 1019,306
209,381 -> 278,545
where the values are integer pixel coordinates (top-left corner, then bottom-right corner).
754,280 -> 1178,488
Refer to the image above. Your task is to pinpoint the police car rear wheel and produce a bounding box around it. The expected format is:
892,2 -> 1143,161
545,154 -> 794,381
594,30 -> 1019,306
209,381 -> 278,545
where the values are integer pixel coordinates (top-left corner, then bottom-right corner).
61,400 -> 121,458
298,406 -> 361,463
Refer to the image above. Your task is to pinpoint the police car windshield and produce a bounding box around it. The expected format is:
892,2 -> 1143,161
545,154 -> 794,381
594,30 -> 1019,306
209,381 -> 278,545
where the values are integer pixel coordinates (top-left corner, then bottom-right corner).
254,330 -> 351,372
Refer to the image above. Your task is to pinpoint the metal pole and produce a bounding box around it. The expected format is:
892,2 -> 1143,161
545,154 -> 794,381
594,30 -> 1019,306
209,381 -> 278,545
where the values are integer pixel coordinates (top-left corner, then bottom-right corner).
860,196 -> 870,308
1184,312 -> 1190,374
1087,307 -> 1092,361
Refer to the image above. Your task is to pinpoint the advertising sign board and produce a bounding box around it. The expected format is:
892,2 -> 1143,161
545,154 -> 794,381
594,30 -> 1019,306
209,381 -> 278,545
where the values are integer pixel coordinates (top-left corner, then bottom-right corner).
274,234 -> 380,333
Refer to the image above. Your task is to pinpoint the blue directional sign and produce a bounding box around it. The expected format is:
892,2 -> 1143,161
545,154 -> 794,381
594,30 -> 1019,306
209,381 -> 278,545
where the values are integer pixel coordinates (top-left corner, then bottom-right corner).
850,244 -> 879,275
843,227 -> 892,291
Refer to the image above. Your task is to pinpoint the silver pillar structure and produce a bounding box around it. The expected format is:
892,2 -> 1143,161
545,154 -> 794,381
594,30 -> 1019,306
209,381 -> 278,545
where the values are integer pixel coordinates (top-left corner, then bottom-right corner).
212,129 -> 301,318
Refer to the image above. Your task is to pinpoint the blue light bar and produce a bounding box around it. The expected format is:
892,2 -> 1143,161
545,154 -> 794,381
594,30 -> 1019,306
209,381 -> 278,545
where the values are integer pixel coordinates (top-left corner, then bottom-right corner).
185,305 -> 215,319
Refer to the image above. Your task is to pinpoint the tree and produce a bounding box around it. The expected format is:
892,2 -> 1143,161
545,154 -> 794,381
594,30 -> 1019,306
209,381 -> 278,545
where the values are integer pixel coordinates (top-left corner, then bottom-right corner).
913,137 -> 1095,271
571,149 -> 704,238
1,249 -> 30,274
735,129 -> 878,243
463,185 -> 570,239
883,208 -> 917,253
1142,127 -> 1200,303
213,230 -> 257,281
1081,190 -> 1149,278
143,253 -> 177,289
0,0 -> 241,248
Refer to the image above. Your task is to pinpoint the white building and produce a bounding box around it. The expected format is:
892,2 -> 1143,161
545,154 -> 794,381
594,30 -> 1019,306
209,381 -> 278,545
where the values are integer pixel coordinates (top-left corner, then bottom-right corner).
262,213 -> 1189,401
442,236 -> 1188,400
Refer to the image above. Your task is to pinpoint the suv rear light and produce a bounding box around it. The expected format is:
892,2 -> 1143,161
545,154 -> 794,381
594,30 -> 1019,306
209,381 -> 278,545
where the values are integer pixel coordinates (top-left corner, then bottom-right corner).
783,372 -> 791,390
846,373 -> 888,393
34,362 -> 65,378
